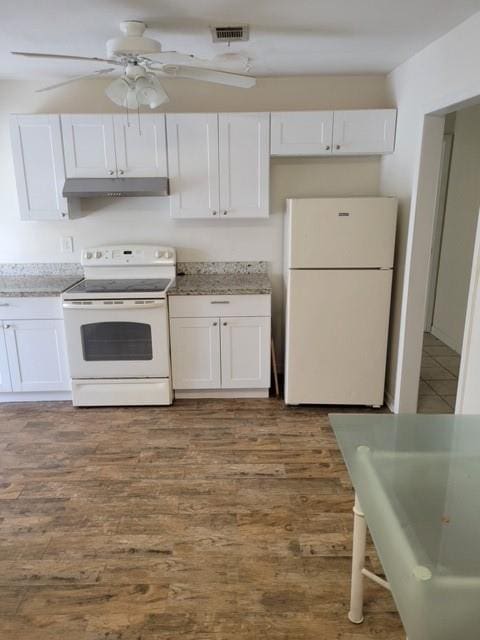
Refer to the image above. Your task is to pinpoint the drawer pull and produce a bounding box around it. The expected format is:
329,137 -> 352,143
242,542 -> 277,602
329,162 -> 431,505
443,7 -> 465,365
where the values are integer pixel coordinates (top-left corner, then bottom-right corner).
0,303 -> 10,307
210,301 -> 230,305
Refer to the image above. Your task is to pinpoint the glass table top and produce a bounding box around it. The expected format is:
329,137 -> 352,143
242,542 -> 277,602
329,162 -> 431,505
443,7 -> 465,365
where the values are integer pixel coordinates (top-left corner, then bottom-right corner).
330,413 -> 480,640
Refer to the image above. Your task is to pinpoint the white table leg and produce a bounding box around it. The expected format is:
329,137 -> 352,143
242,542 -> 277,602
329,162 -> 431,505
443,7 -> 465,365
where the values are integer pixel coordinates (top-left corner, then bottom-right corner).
348,493 -> 366,624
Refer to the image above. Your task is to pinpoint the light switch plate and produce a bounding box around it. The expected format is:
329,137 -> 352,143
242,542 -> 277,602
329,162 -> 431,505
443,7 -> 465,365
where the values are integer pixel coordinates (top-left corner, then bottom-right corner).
61,236 -> 74,253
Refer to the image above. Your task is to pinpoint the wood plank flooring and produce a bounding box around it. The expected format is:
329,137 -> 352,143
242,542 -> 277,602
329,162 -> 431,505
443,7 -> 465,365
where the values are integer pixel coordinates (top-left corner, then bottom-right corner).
0,399 -> 405,639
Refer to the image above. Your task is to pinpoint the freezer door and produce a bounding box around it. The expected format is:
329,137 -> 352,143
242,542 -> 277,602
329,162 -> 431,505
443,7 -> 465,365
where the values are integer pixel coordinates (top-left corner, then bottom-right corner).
286,197 -> 397,268
284,269 -> 392,405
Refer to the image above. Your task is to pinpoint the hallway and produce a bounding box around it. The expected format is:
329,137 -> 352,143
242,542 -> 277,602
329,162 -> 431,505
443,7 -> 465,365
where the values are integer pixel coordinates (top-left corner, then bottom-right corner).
418,332 -> 460,413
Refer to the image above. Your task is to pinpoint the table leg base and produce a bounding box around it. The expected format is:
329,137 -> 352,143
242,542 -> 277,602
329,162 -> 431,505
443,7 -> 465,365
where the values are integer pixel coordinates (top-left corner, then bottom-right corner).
348,611 -> 365,624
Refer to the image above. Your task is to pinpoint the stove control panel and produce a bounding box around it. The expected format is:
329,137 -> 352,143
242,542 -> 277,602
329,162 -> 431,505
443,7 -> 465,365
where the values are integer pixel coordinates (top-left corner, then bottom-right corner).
81,245 -> 176,267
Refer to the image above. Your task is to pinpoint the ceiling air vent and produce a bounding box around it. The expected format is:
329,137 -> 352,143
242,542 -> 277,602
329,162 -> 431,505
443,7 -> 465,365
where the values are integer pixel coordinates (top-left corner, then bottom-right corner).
211,25 -> 249,43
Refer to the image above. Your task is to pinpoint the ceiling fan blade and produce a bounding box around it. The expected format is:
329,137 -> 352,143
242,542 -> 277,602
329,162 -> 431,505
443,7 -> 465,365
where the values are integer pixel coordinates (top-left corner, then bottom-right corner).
11,51 -> 122,65
36,68 -> 116,93
158,64 -> 256,88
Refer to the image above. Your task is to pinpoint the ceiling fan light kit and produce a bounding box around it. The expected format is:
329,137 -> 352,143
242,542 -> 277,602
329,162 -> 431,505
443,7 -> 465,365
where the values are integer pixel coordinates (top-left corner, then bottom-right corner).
12,20 -> 256,110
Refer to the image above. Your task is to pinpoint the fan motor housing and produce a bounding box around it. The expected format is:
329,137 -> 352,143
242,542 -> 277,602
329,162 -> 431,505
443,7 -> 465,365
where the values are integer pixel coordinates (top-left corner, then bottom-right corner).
107,21 -> 161,58
107,36 -> 161,58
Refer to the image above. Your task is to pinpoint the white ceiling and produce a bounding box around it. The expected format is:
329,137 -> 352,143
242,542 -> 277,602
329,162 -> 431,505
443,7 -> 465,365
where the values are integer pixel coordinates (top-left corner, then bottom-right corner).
2,0 -> 480,79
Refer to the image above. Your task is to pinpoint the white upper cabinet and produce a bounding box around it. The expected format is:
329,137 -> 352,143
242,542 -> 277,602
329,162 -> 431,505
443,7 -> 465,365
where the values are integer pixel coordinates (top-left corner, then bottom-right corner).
270,111 -> 334,156
332,109 -> 397,155
62,114 -> 168,178
219,113 -> 270,218
167,113 -> 220,219
220,316 -> 271,388
3,319 -> 71,393
61,115 -> 117,177
0,328 -> 12,393
10,115 -> 71,220
167,112 -> 270,219
270,109 -> 397,156
113,114 -> 167,177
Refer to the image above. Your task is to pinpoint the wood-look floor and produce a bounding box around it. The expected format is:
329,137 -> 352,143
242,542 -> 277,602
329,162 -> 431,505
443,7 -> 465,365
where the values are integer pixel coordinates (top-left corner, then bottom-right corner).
0,399 -> 404,639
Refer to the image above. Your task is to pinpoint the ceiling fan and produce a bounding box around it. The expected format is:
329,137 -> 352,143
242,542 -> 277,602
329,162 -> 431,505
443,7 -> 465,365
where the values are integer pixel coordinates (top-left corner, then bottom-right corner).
11,20 -> 256,109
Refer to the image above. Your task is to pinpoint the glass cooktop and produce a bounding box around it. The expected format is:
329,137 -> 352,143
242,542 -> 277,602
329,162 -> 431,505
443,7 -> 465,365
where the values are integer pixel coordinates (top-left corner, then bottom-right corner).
66,278 -> 172,295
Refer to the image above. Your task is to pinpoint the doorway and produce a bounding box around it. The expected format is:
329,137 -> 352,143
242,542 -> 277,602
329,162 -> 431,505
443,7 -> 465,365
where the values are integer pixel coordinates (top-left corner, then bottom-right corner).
417,105 -> 480,413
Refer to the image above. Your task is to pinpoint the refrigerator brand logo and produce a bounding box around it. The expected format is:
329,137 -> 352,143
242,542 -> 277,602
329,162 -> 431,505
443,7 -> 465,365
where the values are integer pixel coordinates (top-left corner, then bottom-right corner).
338,212 -> 350,217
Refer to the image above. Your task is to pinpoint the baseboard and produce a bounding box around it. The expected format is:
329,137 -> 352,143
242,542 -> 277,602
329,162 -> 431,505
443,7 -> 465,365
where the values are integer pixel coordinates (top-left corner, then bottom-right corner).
430,326 -> 461,354
174,389 -> 270,399
0,391 -> 72,403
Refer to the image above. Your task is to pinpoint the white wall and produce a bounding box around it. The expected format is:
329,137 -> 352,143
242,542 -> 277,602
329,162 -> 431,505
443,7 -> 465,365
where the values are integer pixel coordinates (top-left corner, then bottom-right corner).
431,105 -> 480,353
379,11 -> 480,411
0,74 -> 388,363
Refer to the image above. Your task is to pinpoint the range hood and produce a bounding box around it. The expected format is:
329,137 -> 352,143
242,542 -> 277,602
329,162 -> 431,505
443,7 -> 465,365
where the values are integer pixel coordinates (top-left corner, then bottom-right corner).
62,177 -> 169,198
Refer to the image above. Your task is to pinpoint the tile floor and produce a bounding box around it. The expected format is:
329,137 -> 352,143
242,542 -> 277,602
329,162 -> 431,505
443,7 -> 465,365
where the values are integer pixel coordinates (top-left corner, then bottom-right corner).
418,332 -> 461,413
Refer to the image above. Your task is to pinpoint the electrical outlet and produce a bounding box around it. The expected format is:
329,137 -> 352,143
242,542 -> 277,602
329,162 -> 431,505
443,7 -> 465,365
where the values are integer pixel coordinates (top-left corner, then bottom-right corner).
61,236 -> 74,253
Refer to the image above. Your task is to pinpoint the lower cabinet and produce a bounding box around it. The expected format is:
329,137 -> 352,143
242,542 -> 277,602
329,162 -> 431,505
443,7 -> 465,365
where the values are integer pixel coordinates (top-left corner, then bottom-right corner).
169,295 -> 271,395
170,317 -> 221,389
0,327 -> 12,392
0,298 -> 71,399
220,317 -> 271,388
3,319 -> 70,392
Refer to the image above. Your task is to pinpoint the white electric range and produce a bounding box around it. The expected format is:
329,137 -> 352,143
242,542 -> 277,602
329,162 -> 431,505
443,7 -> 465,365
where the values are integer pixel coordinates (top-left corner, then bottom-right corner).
62,244 -> 176,407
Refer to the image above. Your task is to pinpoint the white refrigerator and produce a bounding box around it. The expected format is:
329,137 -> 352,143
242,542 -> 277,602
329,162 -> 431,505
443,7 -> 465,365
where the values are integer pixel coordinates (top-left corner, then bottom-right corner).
284,197 -> 397,406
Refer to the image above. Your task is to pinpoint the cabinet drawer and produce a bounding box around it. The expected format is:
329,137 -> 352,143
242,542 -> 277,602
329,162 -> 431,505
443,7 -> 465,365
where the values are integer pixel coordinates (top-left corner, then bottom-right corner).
169,294 -> 271,318
0,297 -> 63,320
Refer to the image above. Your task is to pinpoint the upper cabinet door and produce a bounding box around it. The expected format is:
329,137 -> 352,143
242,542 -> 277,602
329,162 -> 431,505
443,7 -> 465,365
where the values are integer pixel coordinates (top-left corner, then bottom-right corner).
113,114 -> 167,177
167,113 -> 220,219
270,111 -> 334,156
10,115 -> 69,220
219,113 -> 270,218
61,114 -> 117,177
332,109 -> 397,155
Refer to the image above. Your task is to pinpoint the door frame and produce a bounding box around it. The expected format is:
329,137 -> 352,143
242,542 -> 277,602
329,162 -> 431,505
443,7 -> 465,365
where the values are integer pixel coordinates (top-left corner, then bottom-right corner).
424,132 -> 454,332
393,94 -> 480,413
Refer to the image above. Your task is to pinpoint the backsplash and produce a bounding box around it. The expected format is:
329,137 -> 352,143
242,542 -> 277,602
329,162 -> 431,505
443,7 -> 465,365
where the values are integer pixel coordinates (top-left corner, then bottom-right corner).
0,263 -> 83,276
176,261 -> 268,275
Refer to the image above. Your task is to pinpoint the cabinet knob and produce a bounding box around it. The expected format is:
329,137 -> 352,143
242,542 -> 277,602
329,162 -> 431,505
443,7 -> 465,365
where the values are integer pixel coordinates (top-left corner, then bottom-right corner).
213,322 -> 218,326
212,210 -> 217,216
108,170 -> 115,175
335,144 -> 341,150
223,322 -> 227,326
325,145 -> 331,150
223,210 -> 228,216
118,170 -> 124,176
4,324 -> 11,329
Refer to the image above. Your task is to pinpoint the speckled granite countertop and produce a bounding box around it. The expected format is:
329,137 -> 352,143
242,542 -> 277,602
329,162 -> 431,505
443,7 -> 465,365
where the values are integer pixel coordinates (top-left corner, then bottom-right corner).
0,275 -> 83,297
0,264 -> 83,297
169,273 -> 272,296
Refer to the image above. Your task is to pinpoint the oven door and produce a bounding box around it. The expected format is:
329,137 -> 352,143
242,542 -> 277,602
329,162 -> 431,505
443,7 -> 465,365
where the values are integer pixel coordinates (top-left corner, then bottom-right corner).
62,299 -> 170,379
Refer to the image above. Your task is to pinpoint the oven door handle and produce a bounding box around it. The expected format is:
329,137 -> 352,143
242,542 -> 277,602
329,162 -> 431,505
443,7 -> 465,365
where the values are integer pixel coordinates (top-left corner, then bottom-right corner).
62,300 -> 166,311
